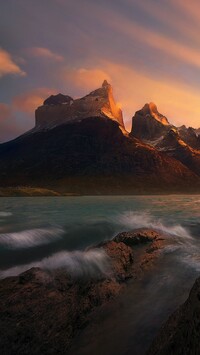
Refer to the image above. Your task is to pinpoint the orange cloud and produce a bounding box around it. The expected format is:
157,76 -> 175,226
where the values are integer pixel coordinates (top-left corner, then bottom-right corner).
134,0 -> 200,46
107,13 -> 200,70
0,48 -> 26,78
99,61 -> 200,129
0,103 -> 11,121
61,67 -> 111,94
63,60 -> 200,129
172,0 -> 200,25
0,103 -> 21,143
0,88 -> 57,141
12,88 -> 56,114
28,47 -> 64,62
80,1 -> 200,70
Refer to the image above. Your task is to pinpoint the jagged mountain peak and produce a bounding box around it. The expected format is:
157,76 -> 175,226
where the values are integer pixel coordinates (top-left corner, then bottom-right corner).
142,102 -> 158,114
87,80 -> 112,98
1,82 -> 200,193
102,79 -> 110,88
130,102 -> 171,140
139,102 -> 169,126
34,81 -> 125,131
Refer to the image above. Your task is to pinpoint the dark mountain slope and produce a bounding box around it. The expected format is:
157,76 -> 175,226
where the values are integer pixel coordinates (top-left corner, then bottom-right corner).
178,125 -> 200,150
156,128 -> 200,177
0,117 -> 199,194
0,82 -> 200,194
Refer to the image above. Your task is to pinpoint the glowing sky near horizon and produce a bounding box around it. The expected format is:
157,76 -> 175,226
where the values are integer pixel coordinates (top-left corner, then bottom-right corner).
1,0 -> 200,141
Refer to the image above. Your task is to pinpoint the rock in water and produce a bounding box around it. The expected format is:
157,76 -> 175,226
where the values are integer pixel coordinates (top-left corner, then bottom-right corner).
114,228 -> 161,246
0,229 -> 164,355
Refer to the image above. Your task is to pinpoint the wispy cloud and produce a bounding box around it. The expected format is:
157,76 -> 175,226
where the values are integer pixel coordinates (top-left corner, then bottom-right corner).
0,88 -> 56,142
2,0 -> 200,141
28,47 -> 64,62
63,60 -> 200,129
0,103 -> 11,121
0,103 -> 20,142
69,0 -> 200,71
134,0 -> 200,46
12,88 -> 56,114
61,67 -> 111,94
0,48 -> 26,78
102,8 -> 200,70
171,0 -> 200,25
101,61 -> 200,130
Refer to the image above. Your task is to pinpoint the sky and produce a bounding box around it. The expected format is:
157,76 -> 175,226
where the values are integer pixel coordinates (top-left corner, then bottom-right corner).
1,0 -> 200,141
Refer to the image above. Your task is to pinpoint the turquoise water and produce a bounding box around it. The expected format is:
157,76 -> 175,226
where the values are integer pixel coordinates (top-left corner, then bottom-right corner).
1,195 -> 200,354
0,195 -> 200,274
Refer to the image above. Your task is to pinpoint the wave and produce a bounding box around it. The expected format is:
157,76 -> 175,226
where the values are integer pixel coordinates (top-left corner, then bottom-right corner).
115,211 -> 193,241
0,227 -> 64,249
0,249 -> 110,279
175,248 -> 200,272
114,212 -> 200,273
0,212 -> 12,217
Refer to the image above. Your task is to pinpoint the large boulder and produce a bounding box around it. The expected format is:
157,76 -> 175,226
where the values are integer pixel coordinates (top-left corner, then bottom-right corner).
0,228 -> 164,354
114,228 -> 161,246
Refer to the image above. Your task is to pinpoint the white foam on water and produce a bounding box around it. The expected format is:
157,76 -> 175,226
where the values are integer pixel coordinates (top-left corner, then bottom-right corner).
0,227 -> 64,249
0,249 -> 110,279
115,211 -> 193,241
117,212 -> 200,271
177,251 -> 200,273
0,212 -> 12,217
161,245 -> 180,254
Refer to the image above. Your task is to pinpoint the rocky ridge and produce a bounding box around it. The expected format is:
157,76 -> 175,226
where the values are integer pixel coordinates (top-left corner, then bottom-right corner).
177,125 -> 200,150
130,102 -> 200,178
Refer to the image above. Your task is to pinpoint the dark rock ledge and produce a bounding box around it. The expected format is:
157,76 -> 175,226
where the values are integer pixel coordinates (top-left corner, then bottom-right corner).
147,277 -> 200,355
0,228 -> 165,355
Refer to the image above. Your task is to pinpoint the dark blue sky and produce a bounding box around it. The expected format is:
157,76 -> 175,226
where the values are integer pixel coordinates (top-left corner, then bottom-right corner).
1,0 -> 200,141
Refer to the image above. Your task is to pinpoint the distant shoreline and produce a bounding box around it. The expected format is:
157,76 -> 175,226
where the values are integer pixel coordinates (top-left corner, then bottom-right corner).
1,186 -> 200,197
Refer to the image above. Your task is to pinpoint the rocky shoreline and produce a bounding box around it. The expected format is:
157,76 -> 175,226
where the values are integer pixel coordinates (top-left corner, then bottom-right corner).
0,228 -> 165,355
147,276 -> 200,355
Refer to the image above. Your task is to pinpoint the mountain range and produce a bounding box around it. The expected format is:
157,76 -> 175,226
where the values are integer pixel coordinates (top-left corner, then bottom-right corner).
1,80 -> 200,194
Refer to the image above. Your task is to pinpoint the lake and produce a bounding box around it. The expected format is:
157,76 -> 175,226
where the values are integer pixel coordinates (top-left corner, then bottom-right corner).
0,195 -> 200,354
